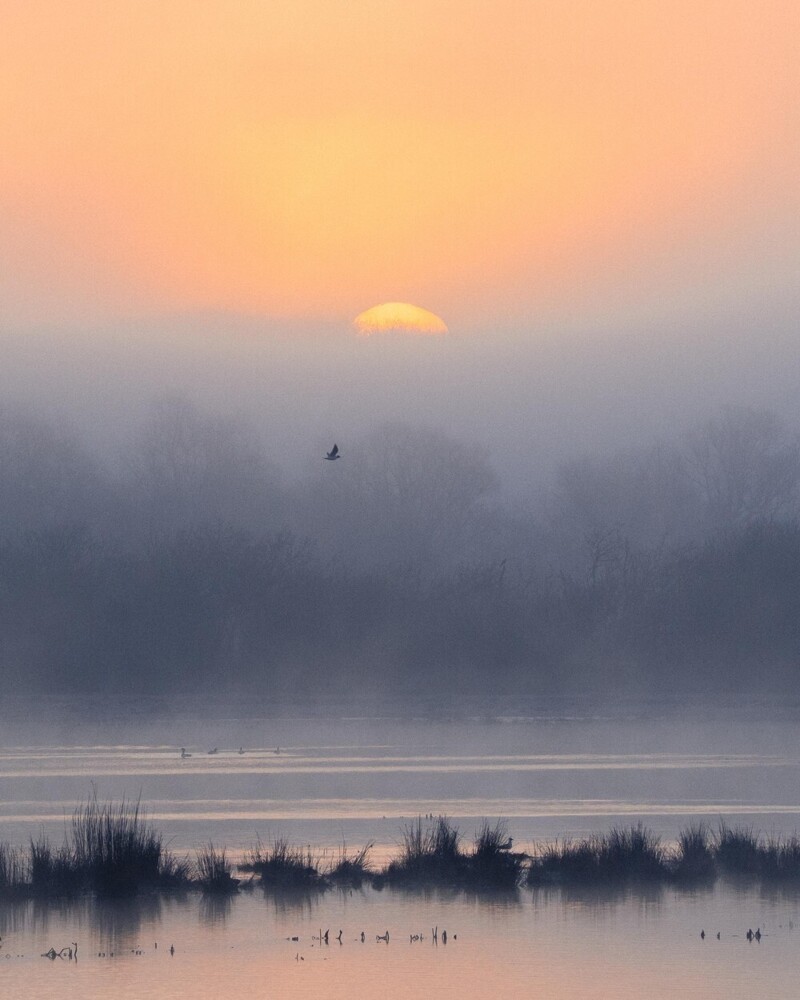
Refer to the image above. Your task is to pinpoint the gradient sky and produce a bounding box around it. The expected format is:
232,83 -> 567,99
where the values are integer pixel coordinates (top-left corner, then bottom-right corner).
1,1 -> 798,332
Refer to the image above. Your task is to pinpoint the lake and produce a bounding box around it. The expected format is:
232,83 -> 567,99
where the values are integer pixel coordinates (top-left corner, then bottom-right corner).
2,703 -> 800,997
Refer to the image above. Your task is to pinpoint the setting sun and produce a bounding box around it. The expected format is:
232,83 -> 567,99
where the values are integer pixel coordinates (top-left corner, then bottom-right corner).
353,302 -> 448,336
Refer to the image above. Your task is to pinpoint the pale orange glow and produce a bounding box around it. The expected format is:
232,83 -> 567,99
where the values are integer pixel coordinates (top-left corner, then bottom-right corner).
0,1 -> 798,329
353,303 -> 448,336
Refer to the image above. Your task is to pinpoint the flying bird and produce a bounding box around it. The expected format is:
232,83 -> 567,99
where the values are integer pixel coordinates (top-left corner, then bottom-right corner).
325,444 -> 340,461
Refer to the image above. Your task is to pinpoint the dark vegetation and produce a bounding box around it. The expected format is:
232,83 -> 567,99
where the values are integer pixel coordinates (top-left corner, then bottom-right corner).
194,843 -> 238,894
240,837 -> 326,890
1,795 -> 188,898
4,808 -> 800,900
1,399 -> 800,703
527,821 -> 800,886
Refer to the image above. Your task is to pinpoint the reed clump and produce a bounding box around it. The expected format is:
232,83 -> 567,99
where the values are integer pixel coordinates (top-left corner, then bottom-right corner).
528,824 -> 666,885
712,822 -> 762,876
468,820 -> 525,888
0,842 -> 27,896
9,804 -> 800,899
759,834 -> 800,881
195,843 -> 239,893
240,836 -> 326,889
384,816 -> 464,885
671,823 -> 715,882
327,842 -> 373,887
28,834 -> 81,896
71,794 -> 170,895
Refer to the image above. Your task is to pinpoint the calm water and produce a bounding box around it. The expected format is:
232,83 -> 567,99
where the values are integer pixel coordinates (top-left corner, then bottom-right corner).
2,706 -> 800,997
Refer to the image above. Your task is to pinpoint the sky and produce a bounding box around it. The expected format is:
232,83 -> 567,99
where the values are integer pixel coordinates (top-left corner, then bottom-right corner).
2,0 -> 798,333
1,1 -> 799,493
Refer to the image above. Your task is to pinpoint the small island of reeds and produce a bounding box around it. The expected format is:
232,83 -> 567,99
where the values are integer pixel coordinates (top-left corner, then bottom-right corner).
3,798 -> 800,900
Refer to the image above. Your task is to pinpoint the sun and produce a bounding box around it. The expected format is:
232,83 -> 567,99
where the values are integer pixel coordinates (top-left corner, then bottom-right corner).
353,302 -> 448,336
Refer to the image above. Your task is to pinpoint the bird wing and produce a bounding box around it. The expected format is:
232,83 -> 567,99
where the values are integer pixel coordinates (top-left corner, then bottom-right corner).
331,443 -> 339,456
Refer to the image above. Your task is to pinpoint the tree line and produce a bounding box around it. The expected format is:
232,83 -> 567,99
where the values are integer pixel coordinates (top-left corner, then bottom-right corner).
1,398 -> 799,704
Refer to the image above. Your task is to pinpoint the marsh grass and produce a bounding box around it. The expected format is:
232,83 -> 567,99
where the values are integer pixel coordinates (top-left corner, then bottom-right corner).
385,816 -> 463,884
28,835 -> 81,896
70,793 -> 166,895
195,843 -> 238,893
528,825 -> 666,885
599,824 -> 665,880
713,822 -> 762,876
759,834 -> 800,880
529,837 -> 602,884
240,836 -> 325,889
671,823 -> 715,882
7,805 -> 800,899
0,842 -> 26,894
328,842 -> 373,887
469,820 -> 525,887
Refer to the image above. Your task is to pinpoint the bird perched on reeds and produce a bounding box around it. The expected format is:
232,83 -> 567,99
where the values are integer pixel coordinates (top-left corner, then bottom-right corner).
324,444 -> 340,461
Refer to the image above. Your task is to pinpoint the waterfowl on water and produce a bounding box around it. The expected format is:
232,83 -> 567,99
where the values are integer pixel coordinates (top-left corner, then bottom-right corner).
180,748 -> 192,758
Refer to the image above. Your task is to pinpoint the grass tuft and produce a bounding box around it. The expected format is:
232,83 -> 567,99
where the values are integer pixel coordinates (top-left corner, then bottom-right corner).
240,836 -> 326,889
469,820 -> 525,888
0,842 -> 26,894
328,842 -> 373,887
671,823 -> 715,882
195,843 -> 239,893
713,822 -> 761,876
385,816 -> 463,884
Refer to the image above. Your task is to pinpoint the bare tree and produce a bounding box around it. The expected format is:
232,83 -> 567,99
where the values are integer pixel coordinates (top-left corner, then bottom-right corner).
683,406 -> 800,530
125,397 -> 285,538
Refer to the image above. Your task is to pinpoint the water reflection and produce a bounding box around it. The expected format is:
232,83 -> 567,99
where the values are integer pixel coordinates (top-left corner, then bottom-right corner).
389,883 -> 522,909
90,895 -> 164,953
262,885 -> 327,918
199,893 -> 233,925
530,881 -> 670,908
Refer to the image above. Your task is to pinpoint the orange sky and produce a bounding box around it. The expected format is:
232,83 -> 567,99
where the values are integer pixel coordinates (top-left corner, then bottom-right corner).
1,1 -> 798,331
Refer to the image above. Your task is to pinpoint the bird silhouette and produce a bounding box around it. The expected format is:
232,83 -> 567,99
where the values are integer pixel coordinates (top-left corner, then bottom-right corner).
180,748 -> 191,758
324,444 -> 340,461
